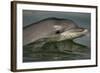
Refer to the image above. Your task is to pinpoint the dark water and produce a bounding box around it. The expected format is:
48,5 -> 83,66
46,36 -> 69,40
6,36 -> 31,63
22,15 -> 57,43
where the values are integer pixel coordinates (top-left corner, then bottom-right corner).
23,39 -> 90,62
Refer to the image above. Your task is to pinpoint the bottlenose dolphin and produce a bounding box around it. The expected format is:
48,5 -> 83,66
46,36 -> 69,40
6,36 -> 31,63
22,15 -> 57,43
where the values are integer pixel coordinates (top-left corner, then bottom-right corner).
23,17 -> 88,46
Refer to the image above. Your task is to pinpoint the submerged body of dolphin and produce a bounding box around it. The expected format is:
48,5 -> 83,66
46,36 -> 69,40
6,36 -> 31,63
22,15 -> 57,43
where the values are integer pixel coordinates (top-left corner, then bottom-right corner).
23,17 -> 88,46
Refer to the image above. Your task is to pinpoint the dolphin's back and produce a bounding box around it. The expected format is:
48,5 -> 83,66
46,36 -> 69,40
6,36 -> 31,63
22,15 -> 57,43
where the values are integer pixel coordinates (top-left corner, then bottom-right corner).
23,18 -> 78,45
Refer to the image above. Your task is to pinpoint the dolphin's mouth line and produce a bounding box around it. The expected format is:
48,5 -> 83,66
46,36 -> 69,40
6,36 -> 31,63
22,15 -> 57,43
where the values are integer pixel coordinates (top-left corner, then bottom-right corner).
59,28 -> 88,40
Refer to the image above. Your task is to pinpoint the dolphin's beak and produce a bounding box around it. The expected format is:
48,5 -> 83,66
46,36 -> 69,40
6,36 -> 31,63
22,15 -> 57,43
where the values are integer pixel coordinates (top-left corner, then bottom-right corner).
59,28 -> 88,41
82,29 -> 88,34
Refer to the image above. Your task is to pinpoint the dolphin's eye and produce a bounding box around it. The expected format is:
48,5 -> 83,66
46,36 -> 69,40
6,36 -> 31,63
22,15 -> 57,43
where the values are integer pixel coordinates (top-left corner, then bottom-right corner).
55,30 -> 60,34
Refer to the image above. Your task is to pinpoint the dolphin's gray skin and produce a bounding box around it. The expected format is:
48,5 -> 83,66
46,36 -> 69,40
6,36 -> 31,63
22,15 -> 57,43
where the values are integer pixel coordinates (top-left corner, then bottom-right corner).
23,17 -> 88,46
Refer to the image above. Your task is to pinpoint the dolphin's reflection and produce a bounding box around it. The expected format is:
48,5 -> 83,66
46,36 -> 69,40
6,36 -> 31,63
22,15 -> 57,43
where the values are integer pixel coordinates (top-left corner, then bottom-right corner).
23,39 -> 90,62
